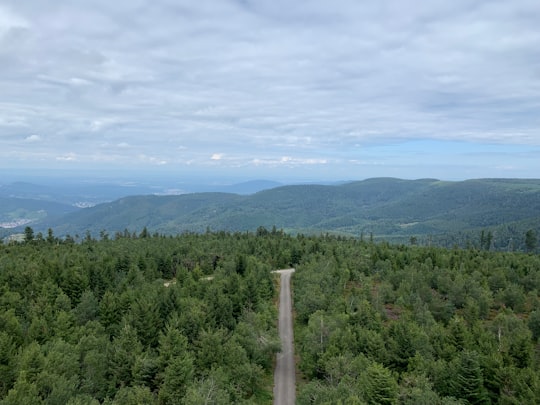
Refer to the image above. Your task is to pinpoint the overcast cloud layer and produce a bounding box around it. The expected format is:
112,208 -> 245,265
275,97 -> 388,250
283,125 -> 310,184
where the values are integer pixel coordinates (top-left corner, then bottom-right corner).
1,0 -> 540,180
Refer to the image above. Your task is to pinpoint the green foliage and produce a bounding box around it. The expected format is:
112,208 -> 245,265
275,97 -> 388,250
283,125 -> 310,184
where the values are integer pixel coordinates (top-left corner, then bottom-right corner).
183,373 -> 231,405
293,236 -> 540,404
158,354 -> 194,404
528,310 -> 540,340
451,350 -> 490,404
364,362 -> 398,405
1,227 -> 539,404
0,231 -> 286,403
112,385 -> 156,405
1,374 -> 42,405
24,226 -> 35,243
0,332 -> 16,397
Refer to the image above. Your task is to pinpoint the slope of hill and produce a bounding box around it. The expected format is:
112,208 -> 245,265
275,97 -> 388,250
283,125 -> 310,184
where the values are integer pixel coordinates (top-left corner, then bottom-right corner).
0,179 -> 282,237
0,197 -> 79,228
26,178 -> 540,248
182,179 -> 283,194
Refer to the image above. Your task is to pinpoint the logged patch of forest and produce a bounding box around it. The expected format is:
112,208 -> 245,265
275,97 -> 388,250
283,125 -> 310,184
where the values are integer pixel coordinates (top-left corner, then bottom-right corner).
0,230 -> 539,404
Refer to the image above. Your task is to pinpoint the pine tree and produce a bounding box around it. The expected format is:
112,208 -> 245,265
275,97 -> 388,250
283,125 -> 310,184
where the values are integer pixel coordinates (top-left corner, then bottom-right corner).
528,310 -> 540,341
99,291 -> 120,337
158,354 -> 194,404
1,373 -> 42,405
24,226 -> 34,243
451,350 -> 489,405
112,385 -> 157,405
364,362 -> 398,405
129,292 -> 161,347
525,229 -> 537,252
0,332 -> 16,397
108,322 -> 143,388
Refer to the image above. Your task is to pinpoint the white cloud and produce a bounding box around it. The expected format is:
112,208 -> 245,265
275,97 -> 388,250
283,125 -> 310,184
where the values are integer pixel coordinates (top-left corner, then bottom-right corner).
211,153 -> 224,160
25,134 -> 41,142
90,118 -> 122,132
138,154 -> 167,165
56,153 -> 77,161
252,156 -> 328,167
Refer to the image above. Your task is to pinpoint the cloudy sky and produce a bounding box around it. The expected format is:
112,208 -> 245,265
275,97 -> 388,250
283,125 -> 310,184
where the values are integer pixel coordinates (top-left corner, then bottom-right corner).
1,0 -> 539,181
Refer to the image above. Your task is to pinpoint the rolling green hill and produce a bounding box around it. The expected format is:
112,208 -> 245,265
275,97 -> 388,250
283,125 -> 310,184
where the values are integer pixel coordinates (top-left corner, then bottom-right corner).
0,197 -> 79,227
29,178 -> 540,249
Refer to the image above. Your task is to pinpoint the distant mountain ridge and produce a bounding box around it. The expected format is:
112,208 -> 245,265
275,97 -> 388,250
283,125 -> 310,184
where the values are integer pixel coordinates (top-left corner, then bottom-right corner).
24,177 -> 540,250
0,179 -> 283,204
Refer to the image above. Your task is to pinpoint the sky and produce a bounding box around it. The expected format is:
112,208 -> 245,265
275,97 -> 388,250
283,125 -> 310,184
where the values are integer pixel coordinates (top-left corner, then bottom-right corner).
1,0 -> 540,182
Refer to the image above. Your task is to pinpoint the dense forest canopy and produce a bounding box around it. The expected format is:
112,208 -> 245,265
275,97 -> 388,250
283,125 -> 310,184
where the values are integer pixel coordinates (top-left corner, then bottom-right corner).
292,237 -> 540,404
0,230 -> 287,404
0,228 -> 539,404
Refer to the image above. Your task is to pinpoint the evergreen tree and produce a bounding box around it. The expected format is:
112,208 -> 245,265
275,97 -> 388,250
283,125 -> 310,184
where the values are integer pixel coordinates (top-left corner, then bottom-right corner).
46,228 -> 56,244
528,310 -> 540,341
108,322 -> 143,388
99,291 -> 120,337
363,362 -> 398,405
77,324 -> 111,401
24,226 -> 34,243
1,373 -> 42,405
112,385 -> 156,405
129,292 -> 161,347
66,395 -> 100,405
525,229 -> 537,252
451,350 -> 489,405
0,332 -> 16,397
158,354 -> 194,404
74,291 -> 99,325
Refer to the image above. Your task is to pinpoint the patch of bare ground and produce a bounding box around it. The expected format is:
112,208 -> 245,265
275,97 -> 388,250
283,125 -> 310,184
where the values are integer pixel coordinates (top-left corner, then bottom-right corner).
384,304 -> 402,321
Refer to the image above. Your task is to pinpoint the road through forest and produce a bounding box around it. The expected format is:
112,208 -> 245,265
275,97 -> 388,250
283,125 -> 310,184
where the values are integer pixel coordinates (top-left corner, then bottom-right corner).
273,268 -> 296,405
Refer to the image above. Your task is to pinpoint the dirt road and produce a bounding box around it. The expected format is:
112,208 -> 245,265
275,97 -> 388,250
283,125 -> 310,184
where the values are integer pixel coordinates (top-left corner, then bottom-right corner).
273,268 -> 296,405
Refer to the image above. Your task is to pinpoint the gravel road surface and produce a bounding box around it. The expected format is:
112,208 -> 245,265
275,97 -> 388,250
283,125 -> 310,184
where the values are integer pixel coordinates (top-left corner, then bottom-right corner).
273,268 -> 296,405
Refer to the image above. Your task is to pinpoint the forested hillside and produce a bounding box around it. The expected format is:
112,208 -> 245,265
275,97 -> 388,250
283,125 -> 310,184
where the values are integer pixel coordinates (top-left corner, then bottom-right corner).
0,230 -> 290,404
26,178 -> 540,250
293,238 -> 540,404
1,230 -> 539,404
